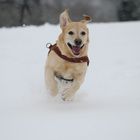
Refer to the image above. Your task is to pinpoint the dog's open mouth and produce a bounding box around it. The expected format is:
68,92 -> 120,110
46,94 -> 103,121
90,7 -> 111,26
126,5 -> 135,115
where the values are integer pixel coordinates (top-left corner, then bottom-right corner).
67,43 -> 84,55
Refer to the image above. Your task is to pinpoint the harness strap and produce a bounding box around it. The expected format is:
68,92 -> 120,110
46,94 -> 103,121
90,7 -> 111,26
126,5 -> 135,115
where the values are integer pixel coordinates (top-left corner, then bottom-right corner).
55,74 -> 74,82
47,44 -> 89,66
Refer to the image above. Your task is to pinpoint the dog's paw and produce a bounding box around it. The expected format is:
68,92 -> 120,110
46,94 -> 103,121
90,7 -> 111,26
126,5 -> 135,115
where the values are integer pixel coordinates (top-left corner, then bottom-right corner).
61,94 -> 74,102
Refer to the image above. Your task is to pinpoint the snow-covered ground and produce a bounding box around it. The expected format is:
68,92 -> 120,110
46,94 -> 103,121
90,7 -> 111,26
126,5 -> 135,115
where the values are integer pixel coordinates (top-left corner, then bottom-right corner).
0,22 -> 140,140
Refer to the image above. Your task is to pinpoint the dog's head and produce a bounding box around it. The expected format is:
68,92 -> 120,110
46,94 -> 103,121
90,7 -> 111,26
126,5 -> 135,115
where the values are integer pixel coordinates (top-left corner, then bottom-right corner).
59,10 -> 91,57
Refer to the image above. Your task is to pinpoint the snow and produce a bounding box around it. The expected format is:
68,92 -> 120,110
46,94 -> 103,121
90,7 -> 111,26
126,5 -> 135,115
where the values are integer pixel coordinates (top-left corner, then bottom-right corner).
0,22 -> 140,140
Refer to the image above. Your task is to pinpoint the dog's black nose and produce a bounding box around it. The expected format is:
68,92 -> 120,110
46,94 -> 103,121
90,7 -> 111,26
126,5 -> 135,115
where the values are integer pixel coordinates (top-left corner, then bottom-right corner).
74,39 -> 82,46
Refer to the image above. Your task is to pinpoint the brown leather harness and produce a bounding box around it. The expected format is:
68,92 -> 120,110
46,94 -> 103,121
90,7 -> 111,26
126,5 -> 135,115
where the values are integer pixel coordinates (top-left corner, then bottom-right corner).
47,44 -> 89,66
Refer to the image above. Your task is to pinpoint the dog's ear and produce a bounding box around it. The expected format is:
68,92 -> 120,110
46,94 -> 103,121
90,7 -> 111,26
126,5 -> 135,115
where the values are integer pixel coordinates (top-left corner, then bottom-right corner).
60,10 -> 71,29
81,15 -> 92,24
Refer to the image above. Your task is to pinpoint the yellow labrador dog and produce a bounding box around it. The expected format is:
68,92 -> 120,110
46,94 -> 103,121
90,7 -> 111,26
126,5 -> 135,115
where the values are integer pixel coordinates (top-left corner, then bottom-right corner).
45,10 -> 91,101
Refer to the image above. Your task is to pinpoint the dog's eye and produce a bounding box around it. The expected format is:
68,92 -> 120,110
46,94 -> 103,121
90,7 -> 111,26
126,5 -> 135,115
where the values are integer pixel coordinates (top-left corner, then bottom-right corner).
68,31 -> 74,35
81,31 -> 86,36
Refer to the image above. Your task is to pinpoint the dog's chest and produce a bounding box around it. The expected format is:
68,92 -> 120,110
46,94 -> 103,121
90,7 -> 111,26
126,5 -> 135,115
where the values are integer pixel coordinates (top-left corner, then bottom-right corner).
48,51 -> 87,84
48,51 -> 87,78
55,62 -> 86,79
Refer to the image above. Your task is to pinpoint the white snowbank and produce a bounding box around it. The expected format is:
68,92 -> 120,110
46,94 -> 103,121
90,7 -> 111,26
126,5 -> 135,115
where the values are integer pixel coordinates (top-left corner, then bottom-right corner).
0,22 -> 140,140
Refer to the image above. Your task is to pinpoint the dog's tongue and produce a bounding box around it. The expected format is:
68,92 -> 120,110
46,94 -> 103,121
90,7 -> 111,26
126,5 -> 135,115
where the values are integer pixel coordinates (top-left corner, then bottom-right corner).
72,46 -> 81,55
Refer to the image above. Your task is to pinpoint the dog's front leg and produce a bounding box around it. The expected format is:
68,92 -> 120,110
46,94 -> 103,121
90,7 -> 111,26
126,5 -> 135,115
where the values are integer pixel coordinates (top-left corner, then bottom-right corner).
61,80 -> 82,101
45,67 -> 58,96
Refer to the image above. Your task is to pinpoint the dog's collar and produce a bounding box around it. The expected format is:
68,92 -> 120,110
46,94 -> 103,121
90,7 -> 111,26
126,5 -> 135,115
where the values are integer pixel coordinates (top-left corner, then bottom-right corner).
47,44 -> 89,66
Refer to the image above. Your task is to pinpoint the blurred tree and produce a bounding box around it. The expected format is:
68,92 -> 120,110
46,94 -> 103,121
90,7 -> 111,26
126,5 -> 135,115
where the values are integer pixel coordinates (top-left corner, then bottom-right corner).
0,0 -> 140,27
19,0 -> 31,25
118,0 -> 138,21
0,0 -> 13,4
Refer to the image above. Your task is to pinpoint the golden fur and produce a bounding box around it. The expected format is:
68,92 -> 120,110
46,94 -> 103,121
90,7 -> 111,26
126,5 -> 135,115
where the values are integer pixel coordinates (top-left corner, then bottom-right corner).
45,10 -> 91,101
